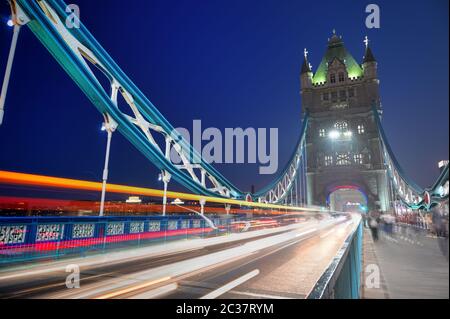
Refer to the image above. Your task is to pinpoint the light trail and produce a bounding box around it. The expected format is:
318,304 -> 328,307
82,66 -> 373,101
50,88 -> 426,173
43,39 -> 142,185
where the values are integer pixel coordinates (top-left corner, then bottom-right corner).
0,170 -> 325,212
129,283 -> 178,299
95,276 -> 171,299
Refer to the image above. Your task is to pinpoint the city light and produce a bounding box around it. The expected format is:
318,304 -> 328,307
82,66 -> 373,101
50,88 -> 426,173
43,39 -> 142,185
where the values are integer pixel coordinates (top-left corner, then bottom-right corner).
343,131 -> 352,137
101,123 -> 106,131
6,19 -> 14,27
328,130 -> 340,139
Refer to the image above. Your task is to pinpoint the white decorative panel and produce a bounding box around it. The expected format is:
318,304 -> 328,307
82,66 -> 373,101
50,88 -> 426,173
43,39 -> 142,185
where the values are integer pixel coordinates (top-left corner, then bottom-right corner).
129,222 -> 144,234
36,224 -> 64,242
167,220 -> 178,230
148,221 -> 160,232
0,225 -> 27,244
107,223 -> 125,236
72,224 -> 94,239
180,220 -> 189,229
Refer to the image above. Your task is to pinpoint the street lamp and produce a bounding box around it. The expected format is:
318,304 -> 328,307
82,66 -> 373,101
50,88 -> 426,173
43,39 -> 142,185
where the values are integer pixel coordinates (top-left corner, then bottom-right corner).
0,18 -> 21,126
99,115 -> 117,217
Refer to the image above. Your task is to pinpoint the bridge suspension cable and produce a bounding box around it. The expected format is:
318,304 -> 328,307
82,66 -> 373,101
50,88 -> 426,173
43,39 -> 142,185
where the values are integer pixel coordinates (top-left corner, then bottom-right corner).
373,107 -> 449,210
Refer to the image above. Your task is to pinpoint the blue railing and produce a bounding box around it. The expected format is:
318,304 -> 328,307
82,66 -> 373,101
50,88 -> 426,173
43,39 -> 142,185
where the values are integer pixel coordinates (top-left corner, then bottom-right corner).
307,220 -> 363,299
0,215 -> 248,265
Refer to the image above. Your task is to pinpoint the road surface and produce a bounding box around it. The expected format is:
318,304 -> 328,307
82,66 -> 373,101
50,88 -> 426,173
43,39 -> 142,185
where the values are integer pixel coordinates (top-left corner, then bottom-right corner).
0,216 -> 357,299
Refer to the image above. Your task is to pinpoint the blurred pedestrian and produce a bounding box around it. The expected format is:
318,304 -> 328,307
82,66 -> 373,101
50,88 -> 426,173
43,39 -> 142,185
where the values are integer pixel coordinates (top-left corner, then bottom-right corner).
369,211 -> 379,241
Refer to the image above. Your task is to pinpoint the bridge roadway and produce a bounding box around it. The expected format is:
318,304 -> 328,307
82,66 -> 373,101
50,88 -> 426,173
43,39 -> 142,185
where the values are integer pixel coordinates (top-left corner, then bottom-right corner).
0,215 -> 359,299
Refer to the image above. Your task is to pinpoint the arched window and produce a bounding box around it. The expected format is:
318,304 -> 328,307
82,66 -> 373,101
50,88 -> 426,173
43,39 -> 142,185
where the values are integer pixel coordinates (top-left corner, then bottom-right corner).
319,128 -> 326,137
324,155 -> 333,166
338,72 -> 345,82
330,73 -> 336,83
334,121 -> 348,131
354,153 -> 363,164
336,152 -> 351,166
357,124 -> 365,134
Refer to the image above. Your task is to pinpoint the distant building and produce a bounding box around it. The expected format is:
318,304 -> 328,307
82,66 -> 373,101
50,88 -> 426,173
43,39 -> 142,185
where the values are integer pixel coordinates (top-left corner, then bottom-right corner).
125,196 -> 142,203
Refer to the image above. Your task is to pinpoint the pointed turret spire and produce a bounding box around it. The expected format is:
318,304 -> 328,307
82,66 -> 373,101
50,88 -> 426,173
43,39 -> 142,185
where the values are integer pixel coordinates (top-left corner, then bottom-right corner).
301,48 -> 312,74
363,36 -> 376,63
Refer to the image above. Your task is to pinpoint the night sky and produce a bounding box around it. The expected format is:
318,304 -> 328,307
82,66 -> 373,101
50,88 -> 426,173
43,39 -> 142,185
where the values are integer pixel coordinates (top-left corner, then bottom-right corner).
0,0 -> 448,196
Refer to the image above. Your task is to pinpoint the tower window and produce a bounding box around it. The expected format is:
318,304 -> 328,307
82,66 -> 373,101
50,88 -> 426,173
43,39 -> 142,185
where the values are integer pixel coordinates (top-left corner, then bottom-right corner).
319,128 -> 326,137
354,153 -> 363,164
334,121 -> 348,131
325,155 -> 333,166
338,72 -> 345,82
348,88 -> 355,97
339,90 -> 347,101
330,73 -> 336,83
331,91 -> 338,102
322,92 -> 329,101
336,153 -> 351,166
357,124 -> 365,134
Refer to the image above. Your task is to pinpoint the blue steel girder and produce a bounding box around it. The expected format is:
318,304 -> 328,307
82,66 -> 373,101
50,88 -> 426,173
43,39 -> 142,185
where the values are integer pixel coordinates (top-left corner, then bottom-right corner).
372,107 -> 449,210
10,0 -> 309,204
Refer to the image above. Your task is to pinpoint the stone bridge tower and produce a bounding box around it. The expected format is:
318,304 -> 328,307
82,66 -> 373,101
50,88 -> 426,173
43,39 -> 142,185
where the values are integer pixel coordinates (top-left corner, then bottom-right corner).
300,31 -> 390,211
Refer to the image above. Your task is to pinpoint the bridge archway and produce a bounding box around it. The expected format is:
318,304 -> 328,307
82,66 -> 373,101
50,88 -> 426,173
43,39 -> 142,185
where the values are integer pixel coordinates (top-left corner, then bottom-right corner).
326,184 -> 369,213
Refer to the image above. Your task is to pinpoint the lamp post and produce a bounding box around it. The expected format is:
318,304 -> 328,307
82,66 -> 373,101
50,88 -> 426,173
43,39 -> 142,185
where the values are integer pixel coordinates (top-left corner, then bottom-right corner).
159,170 -> 171,216
0,20 -> 21,126
99,115 -> 117,217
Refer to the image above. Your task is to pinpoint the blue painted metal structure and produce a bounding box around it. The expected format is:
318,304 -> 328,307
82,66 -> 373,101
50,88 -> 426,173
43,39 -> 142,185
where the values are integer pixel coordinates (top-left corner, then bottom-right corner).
373,107 -> 449,210
307,220 -> 363,299
0,215 -> 241,265
10,0 -> 309,204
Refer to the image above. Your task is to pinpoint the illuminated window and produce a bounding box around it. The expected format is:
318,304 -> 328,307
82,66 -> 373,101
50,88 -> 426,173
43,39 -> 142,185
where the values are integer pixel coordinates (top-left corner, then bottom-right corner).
330,73 -> 336,83
322,92 -> 329,101
348,88 -> 355,97
338,72 -> 345,82
354,153 -> 363,164
325,155 -> 333,166
319,128 -> 326,137
336,153 -> 351,166
334,121 -> 348,131
357,124 -> 365,134
339,90 -> 347,101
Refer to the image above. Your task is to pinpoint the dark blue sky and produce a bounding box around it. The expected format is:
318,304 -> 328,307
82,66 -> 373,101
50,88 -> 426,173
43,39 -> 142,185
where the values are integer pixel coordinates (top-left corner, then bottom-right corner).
0,0 -> 448,195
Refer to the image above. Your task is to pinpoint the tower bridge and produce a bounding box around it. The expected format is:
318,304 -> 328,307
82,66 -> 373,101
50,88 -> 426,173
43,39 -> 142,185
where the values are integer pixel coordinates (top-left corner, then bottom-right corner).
301,31 -> 389,212
0,0 -> 447,300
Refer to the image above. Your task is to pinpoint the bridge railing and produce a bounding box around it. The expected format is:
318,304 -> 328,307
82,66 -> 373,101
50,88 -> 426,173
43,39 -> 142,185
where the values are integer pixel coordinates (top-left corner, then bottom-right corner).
307,217 -> 363,299
0,215 -> 259,265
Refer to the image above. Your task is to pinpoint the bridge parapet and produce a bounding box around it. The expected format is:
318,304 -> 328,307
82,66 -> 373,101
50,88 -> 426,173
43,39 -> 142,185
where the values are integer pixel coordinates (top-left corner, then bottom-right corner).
307,216 -> 363,299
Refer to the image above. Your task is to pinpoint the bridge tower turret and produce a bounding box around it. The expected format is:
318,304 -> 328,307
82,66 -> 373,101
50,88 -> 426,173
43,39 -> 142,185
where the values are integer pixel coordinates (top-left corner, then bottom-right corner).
300,48 -> 313,89
300,31 -> 391,212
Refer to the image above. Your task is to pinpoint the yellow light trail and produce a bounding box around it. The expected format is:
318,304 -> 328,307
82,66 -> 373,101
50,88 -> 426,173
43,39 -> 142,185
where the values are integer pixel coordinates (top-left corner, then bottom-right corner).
0,170 -> 319,212
94,276 -> 171,299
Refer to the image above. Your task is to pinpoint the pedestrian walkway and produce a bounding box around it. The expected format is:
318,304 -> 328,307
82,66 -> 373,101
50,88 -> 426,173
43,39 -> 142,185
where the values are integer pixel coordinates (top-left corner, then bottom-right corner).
362,227 -> 389,299
363,224 -> 449,299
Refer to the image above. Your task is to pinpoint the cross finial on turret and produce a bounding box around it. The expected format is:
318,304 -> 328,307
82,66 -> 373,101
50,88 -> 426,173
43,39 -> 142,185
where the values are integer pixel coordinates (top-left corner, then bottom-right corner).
364,35 -> 369,48
304,48 -> 308,59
